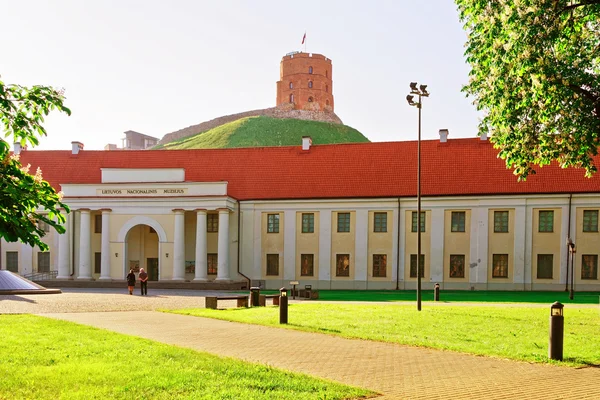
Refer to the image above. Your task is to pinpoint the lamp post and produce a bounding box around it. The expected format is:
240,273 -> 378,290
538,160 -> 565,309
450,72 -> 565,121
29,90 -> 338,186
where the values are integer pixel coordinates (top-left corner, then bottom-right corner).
567,239 -> 576,300
407,82 -> 429,312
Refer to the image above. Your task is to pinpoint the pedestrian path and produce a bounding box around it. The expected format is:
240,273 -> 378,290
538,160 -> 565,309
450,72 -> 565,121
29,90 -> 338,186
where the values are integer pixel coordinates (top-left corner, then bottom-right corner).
45,311 -> 600,400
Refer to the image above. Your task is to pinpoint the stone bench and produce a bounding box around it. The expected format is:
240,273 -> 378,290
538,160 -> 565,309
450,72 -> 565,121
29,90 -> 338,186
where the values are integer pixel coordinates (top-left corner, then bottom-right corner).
259,294 -> 280,306
205,295 -> 249,309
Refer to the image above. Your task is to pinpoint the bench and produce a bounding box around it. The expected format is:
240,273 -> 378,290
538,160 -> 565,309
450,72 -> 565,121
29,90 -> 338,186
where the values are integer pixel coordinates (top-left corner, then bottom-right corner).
205,295 -> 249,309
259,294 -> 280,306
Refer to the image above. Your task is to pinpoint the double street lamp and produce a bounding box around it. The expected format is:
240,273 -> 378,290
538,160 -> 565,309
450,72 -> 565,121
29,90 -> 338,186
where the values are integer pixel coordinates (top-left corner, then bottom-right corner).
406,82 -> 429,311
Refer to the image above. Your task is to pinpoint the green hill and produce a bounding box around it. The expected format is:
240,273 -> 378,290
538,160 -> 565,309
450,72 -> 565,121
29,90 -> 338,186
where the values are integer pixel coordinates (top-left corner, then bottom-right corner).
154,116 -> 370,150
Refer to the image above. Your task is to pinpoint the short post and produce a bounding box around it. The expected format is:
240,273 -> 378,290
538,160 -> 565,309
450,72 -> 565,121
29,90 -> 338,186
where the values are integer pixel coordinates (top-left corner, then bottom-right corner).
279,287 -> 288,324
305,284 -> 312,299
250,286 -> 260,307
290,281 -> 299,299
549,301 -> 564,361
434,283 -> 440,302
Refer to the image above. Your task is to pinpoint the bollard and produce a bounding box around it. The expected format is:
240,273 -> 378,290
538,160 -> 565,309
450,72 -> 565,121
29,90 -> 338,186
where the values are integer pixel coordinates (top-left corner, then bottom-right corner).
549,301 -> 564,361
279,287 -> 288,324
434,283 -> 440,301
250,286 -> 260,307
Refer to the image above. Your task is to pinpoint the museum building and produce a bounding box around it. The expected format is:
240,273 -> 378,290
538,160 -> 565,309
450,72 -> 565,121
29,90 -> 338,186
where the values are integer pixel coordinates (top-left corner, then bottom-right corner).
2,134 -> 600,291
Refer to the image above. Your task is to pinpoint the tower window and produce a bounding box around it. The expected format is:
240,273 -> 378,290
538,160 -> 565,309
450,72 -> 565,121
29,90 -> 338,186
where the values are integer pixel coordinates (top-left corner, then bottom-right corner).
308,97 -> 313,102
289,93 -> 294,103
326,70 -> 328,77
308,81 -> 313,88
325,85 -> 328,93
326,100 -> 330,106
308,66 -> 313,74
289,82 -> 293,89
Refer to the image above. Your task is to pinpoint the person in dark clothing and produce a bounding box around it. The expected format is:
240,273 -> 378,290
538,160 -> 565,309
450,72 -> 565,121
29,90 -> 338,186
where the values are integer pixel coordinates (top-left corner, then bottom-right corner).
139,268 -> 148,296
126,269 -> 136,295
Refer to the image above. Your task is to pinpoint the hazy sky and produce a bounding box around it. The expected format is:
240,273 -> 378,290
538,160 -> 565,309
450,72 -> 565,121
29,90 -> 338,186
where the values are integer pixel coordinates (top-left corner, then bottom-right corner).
1,0 -> 481,150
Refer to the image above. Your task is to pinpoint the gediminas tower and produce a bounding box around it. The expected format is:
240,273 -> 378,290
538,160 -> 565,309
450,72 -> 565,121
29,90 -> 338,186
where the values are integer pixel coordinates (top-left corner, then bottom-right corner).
276,52 -> 334,112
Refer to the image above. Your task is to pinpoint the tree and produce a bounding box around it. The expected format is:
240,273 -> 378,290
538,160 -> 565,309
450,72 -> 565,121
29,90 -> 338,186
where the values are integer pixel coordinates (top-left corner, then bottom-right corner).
0,78 -> 71,250
456,0 -> 600,179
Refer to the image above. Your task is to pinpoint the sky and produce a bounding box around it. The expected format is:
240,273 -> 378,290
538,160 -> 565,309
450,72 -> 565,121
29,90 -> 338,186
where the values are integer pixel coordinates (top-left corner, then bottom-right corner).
1,0 -> 481,150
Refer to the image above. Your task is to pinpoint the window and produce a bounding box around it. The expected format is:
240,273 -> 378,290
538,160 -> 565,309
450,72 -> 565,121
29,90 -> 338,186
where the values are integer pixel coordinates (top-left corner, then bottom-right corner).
337,213 -> 350,232
38,220 -> 51,233
581,255 -> 598,280
207,214 -> 219,232
94,252 -> 101,274
451,211 -> 466,232
336,254 -> 350,276
289,82 -> 293,89
494,211 -> 509,233
325,70 -> 328,78
308,81 -> 313,88
538,210 -> 554,232
185,261 -> 195,273
373,254 -> 387,277
410,254 -> 425,278
326,100 -> 330,105
266,254 -> 279,276
411,211 -> 425,232
308,96 -> 314,102
302,213 -> 314,233
301,254 -> 314,276
374,212 -> 387,232
583,210 -> 599,232
492,254 -> 509,278
325,84 -> 328,93
449,255 -> 465,278
37,252 -> 50,273
308,66 -> 313,74
537,254 -> 553,279
94,214 -> 102,233
290,93 -> 294,103
267,214 -> 280,233
6,252 -> 18,272
207,254 -> 218,275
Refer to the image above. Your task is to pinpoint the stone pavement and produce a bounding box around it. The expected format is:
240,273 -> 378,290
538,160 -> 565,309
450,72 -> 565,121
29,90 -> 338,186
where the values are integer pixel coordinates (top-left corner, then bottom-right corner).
45,310 -> 600,400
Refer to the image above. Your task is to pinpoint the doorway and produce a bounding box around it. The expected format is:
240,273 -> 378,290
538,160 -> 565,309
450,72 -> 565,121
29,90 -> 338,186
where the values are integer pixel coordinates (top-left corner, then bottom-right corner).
147,258 -> 159,281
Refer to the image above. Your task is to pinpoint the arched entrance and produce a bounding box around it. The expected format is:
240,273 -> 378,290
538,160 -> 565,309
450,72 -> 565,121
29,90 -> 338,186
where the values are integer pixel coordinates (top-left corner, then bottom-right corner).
117,216 -> 167,281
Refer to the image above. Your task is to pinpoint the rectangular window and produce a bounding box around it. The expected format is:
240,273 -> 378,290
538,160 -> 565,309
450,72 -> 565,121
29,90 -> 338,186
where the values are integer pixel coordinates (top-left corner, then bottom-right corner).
373,254 -> 387,277
538,210 -> 554,232
411,212 -> 426,232
185,261 -> 195,274
38,220 -> 51,233
492,254 -> 509,278
300,254 -> 314,276
537,254 -> 553,279
94,214 -> 102,233
374,212 -> 387,232
336,254 -> 350,276
581,255 -> 598,280
94,252 -> 101,274
410,254 -> 425,278
6,252 -> 18,272
37,252 -> 50,273
449,254 -> 465,278
207,214 -> 219,233
267,214 -> 280,233
207,254 -> 218,275
583,210 -> 599,232
451,211 -> 466,232
494,211 -> 509,233
337,213 -> 350,233
266,254 -> 279,276
302,213 -> 314,233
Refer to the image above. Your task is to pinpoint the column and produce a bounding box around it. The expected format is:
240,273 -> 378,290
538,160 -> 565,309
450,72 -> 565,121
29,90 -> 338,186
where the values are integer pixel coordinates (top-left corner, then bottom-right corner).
99,209 -> 111,280
283,210 -> 296,281
77,209 -> 92,279
56,211 -> 70,279
194,209 -> 208,281
172,209 -> 185,280
216,208 -> 230,281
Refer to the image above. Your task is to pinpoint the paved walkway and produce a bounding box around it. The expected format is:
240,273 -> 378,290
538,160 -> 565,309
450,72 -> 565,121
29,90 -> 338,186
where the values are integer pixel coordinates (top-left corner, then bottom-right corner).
45,310 -> 600,400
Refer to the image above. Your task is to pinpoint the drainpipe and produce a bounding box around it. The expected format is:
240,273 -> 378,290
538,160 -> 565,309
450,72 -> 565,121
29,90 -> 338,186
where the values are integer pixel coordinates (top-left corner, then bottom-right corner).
396,197 -> 401,290
565,194 -> 572,292
70,211 -> 76,277
236,200 -> 251,290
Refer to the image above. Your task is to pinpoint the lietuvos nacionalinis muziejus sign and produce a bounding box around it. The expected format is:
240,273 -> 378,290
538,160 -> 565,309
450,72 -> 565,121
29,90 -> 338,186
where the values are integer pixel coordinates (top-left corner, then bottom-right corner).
96,188 -> 188,196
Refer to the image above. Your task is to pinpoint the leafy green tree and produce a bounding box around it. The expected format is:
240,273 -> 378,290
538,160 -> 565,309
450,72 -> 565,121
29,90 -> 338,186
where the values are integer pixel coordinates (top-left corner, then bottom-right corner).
0,79 -> 71,250
456,0 -> 600,179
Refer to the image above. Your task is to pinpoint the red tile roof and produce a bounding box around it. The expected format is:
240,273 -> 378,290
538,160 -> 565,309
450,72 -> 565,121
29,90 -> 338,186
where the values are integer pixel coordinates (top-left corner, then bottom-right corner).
17,139 -> 600,200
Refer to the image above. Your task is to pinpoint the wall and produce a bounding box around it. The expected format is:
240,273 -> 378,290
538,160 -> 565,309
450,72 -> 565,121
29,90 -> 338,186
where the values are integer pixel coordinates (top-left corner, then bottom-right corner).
443,210 -> 471,287
404,210 -> 431,286
295,211 -> 320,283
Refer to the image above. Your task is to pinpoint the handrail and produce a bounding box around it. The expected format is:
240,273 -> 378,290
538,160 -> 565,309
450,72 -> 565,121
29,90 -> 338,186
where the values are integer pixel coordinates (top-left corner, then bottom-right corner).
22,270 -> 59,281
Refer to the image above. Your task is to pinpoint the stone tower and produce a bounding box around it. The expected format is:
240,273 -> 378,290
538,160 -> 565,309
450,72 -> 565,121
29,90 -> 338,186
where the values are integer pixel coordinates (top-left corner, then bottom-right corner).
276,52 -> 334,112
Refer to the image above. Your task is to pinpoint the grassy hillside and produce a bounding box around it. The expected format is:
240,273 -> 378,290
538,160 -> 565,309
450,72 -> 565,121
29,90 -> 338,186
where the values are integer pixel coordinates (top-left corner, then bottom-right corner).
155,116 -> 370,149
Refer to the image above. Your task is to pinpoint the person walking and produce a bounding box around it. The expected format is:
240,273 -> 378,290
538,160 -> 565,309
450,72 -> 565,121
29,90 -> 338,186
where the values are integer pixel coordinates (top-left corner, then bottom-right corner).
126,269 -> 136,295
139,268 -> 148,296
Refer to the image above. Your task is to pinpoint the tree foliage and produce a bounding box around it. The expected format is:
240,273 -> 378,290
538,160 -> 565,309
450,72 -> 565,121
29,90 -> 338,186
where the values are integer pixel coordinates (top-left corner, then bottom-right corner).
456,0 -> 600,179
0,79 -> 71,250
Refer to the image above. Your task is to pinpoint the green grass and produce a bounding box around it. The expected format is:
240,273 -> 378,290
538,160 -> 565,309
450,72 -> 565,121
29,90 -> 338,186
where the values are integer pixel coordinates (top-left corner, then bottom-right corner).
0,315 -> 373,400
168,304 -> 600,368
155,116 -> 370,149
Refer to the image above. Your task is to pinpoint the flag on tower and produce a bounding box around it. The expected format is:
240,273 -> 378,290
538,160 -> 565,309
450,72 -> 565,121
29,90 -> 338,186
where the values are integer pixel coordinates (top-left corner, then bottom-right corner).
301,32 -> 306,44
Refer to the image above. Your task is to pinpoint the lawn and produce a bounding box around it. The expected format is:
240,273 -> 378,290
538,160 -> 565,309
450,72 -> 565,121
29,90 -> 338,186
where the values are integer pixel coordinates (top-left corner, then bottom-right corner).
0,315 -> 373,400
168,303 -> 600,368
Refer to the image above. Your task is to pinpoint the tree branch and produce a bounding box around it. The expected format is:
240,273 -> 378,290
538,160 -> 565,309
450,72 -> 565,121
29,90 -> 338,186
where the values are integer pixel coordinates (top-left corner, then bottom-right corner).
561,0 -> 600,13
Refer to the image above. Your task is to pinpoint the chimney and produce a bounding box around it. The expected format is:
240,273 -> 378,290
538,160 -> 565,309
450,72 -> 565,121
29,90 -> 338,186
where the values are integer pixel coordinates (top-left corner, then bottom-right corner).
439,129 -> 449,143
302,136 -> 312,151
13,142 -> 22,155
71,141 -> 84,155
480,132 -> 488,141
